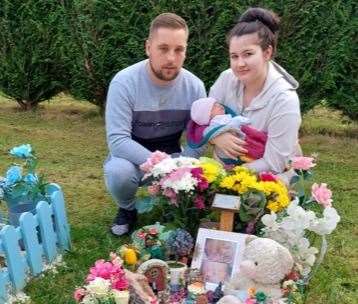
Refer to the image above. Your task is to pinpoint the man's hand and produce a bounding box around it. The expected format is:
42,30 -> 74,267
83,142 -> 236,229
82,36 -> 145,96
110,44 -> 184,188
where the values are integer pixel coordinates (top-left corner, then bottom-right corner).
210,132 -> 248,159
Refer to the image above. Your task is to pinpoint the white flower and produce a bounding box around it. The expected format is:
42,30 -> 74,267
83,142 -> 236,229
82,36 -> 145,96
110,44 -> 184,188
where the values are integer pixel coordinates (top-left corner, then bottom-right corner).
284,203 -> 316,231
282,279 -> 297,290
175,156 -> 200,167
309,207 -> 340,235
86,277 -> 111,298
112,290 -> 130,304
151,158 -> 178,177
162,172 -> 198,193
7,292 -> 31,304
296,237 -> 319,266
261,212 -> 279,231
81,295 -> 97,304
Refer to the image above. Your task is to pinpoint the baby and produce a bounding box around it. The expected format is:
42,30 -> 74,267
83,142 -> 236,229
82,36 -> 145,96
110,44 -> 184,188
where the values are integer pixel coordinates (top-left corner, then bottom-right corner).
190,97 -> 250,133
189,97 -> 262,165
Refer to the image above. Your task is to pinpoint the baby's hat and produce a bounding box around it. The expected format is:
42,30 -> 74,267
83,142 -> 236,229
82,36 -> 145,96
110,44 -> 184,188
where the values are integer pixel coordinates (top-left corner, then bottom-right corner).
190,97 -> 217,125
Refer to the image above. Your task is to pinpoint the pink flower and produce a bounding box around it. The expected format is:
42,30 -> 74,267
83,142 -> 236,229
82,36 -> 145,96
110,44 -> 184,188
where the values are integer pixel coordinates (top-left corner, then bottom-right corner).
149,297 -> 159,304
148,227 -> 158,235
291,156 -> 316,170
112,277 -> 129,291
259,171 -> 278,182
194,195 -> 205,209
140,151 -> 169,172
190,167 -> 203,178
137,231 -> 147,239
311,183 -> 333,207
87,260 -> 124,282
167,167 -> 192,182
73,288 -> 86,302
148,184 -> 160,195
163,188 -> 176,199
197,179 -> 209,191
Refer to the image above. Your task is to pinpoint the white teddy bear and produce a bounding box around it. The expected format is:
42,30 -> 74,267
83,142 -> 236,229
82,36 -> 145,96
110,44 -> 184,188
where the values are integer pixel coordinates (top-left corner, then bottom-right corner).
217,236 -> 294,304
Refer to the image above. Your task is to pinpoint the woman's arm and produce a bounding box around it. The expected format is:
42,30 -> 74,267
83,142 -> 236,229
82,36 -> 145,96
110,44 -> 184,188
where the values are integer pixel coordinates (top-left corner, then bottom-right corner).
245,91 -> 301,173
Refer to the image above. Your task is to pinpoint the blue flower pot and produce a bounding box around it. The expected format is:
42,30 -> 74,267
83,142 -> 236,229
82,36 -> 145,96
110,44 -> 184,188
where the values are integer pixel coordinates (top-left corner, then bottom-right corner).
4,193 -> 46,227
8,202 -> 37,227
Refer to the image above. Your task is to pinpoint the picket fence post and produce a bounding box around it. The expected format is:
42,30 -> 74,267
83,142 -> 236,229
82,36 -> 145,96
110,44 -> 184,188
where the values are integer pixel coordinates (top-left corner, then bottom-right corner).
0,184 -> 71,303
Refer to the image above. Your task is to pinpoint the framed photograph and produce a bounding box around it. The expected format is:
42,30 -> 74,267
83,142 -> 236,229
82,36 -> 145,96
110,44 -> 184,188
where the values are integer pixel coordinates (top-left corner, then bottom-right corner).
191,228 -> 247,290
212,194 -> 241,211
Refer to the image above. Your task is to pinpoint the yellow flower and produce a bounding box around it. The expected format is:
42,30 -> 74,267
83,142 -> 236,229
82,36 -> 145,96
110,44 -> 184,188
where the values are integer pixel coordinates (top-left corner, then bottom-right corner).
123,248 -> 137,265
267,201 -> 280,212
200,162 -> 221,183
220,176 -> 235,189
263,180 -> 290,212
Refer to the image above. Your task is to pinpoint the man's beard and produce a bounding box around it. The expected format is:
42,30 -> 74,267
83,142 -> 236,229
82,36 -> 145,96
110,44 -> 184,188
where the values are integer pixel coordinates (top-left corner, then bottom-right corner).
149,60 -> 180,81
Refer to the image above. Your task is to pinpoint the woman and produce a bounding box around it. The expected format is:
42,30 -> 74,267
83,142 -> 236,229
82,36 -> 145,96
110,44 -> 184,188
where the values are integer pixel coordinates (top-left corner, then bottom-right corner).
210,7 -> 301,177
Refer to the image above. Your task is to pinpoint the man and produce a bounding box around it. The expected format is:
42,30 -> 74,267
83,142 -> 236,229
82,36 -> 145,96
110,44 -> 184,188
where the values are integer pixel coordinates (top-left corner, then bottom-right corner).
104,13 -> 206,236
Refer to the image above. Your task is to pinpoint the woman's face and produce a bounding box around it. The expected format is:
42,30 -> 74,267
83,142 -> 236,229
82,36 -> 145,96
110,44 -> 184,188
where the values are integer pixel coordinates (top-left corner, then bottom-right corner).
229,33 -> 272,85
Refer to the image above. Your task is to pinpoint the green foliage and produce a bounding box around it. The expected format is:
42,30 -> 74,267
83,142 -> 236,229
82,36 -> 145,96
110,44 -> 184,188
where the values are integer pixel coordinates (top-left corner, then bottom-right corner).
57,0 -> 356,117
0,0 -> 65,109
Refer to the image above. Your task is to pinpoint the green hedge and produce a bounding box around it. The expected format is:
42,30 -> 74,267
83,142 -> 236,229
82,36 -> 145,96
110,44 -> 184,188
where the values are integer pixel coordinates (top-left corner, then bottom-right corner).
0,0 -> 65,109
0,0 -> 356,118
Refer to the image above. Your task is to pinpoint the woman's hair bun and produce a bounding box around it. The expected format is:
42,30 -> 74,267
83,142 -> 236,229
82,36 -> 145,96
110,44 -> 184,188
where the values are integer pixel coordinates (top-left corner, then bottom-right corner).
239,7 -> 280,34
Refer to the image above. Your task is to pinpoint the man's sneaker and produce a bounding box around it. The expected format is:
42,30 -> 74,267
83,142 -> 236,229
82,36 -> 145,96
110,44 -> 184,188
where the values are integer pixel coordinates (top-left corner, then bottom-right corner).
110,208 -> 137,236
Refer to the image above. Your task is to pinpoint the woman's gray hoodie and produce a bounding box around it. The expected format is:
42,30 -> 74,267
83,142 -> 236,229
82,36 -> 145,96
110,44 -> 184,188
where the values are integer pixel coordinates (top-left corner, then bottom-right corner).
209,61 -> 302,174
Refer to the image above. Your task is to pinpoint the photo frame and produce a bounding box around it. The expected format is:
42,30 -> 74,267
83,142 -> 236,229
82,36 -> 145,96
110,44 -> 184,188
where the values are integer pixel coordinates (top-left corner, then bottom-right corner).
191,228 -> 247,290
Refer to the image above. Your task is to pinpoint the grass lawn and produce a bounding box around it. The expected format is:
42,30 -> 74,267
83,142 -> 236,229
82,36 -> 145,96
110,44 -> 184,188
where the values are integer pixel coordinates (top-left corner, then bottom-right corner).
0,95 -> 357,303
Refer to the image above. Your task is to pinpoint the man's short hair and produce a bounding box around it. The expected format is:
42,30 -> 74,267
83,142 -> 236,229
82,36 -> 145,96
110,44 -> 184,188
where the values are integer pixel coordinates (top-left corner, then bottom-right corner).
149,13 -> 189,38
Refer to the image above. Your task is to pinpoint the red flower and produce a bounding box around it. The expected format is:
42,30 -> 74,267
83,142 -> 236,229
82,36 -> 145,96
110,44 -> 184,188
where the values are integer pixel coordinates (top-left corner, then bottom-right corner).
112,277 -> 129,291
259,171 -> 278,182
194,195 -> 205,209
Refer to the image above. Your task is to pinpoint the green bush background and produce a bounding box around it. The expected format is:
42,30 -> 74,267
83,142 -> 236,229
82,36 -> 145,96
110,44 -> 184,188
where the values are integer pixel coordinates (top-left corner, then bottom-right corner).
0,0 -> 356,118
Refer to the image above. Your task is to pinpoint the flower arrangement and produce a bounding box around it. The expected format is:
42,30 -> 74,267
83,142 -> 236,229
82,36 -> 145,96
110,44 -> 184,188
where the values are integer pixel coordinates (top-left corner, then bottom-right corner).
138,152 -> 224,233
166,228 -> 194,264
74,253 -> 130,304
131,223 -> 171,261
139,152 -> 293,235
259,156 -> 340,302
217,166 -> 290,233
0,144 -> 48,208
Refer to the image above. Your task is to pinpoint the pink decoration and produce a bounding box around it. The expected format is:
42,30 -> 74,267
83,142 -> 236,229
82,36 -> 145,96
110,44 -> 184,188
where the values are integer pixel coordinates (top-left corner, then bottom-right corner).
311,183 -> 333,208
112,277 -> 129,291
73,288 -> 86,302
86,259 -> 125,282
194,195 -> 205,209
291,156 -> 316,170
259,171 -> 278,182
140,151 -> 170,172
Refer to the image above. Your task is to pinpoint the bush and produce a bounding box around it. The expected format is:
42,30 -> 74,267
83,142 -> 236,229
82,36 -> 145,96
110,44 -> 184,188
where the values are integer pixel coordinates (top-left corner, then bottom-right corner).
1,0 -> 356,118
0,0 -> 65,110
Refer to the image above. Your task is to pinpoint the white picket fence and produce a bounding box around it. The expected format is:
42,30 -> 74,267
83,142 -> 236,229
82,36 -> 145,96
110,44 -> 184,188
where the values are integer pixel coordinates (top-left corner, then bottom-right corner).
0,184 -> 71,303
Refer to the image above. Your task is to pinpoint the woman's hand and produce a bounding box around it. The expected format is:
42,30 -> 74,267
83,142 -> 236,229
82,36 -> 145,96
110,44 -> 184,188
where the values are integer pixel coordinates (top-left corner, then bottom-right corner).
210,132 -> 248,159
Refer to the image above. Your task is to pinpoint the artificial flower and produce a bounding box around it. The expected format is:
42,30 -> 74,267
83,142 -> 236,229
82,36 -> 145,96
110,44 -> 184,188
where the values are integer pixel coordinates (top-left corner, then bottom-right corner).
9,144 -> 33,159
86,277 -> 111,298
291,156 -> 316,171
311,183 -> 332,208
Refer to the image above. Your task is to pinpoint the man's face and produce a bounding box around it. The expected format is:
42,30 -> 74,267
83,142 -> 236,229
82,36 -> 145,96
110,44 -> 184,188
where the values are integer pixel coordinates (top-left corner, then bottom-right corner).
146,27 -> 187,83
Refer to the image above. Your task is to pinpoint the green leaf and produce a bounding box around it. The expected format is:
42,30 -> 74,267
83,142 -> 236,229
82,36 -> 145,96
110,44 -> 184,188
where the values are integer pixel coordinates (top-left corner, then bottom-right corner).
290,175 -> 300,185
239,209 -> 250,222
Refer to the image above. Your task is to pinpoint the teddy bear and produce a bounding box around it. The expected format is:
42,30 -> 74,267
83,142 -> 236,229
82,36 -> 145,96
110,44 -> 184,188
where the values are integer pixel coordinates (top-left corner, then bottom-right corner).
217,236 -> 294,304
